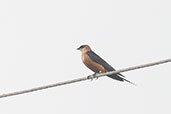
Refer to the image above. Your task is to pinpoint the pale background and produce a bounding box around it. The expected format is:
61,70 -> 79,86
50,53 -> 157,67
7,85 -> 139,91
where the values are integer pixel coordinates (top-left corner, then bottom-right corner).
0,0 -> 171,114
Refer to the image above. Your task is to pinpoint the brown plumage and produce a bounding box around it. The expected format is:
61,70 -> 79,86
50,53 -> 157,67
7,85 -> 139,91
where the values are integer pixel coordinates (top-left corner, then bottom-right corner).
77,44 -> 135,85
82,52 -> 106,73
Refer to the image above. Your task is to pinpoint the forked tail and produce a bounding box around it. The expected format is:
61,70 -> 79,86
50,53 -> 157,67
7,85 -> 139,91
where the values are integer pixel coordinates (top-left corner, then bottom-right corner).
123,78 -> 136,86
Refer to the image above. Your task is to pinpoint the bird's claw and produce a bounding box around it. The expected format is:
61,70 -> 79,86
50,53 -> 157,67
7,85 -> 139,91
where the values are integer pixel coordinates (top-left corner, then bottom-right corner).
95,77 -> 99,80
87,73 -> 99,81
87,75 -> 95,81
93,73 -> 99,80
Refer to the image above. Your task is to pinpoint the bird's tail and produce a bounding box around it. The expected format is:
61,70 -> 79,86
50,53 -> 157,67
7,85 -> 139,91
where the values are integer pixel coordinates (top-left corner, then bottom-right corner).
107,74 -> 136,86
123,78 -> 136,86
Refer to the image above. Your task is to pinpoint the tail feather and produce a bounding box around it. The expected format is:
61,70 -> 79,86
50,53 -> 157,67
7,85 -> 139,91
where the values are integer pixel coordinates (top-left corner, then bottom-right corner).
123,78 -> 136,86
118,73 -> 125,77
107,74 -> 136,86
107,74 -> 124,81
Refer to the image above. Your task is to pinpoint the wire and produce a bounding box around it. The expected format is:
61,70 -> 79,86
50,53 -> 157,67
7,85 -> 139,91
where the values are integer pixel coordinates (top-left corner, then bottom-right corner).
0,58 -> 170,99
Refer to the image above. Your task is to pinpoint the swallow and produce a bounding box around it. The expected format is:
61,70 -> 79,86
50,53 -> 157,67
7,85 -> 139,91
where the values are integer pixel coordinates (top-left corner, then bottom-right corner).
77,44 -> 135,85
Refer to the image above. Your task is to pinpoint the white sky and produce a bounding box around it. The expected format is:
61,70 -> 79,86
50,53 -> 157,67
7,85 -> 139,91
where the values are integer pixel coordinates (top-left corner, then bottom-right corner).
0,0 -> 171,114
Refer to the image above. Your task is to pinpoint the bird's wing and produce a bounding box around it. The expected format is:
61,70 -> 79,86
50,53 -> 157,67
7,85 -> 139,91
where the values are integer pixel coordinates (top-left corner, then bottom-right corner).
86,51 -> 115,71
86,51 -> 125,77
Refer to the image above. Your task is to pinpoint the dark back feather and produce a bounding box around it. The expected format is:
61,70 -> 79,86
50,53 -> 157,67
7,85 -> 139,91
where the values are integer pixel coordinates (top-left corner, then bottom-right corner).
86,51 -> 135,84
86,50 -> 125,78
86,51 -> 115,71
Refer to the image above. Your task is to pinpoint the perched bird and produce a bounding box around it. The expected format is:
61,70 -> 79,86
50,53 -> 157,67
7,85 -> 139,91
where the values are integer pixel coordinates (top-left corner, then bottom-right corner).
77,44 -> 135,85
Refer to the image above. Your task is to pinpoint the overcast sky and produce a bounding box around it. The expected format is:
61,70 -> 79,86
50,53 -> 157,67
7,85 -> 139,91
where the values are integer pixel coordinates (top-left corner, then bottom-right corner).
0,0 -> 171,114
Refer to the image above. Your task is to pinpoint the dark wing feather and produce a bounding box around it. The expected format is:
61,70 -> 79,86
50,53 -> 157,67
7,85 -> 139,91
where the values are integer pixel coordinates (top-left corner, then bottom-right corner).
86,51 -> 114,71
86,51 -> 136,85
86,51 -> 125,78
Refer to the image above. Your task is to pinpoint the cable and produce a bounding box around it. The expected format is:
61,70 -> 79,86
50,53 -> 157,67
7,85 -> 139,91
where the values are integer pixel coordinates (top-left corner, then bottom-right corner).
0,58 -> 170,99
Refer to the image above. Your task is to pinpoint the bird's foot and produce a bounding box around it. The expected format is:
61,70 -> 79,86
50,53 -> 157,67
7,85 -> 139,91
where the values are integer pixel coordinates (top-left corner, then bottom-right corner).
87,73 -> 99,81
87,73 -> 97,81
93,73 -> 99,80
93,73 -> 97,76
87,75 -> 95,81
95,77 -> 99,80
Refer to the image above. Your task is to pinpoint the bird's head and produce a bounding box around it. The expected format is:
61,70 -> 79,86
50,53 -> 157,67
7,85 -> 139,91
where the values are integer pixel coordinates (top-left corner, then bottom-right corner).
77,45 -> 91,53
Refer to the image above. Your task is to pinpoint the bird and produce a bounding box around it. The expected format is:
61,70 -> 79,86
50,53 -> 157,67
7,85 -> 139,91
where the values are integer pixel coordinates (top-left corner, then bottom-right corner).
77,44 -> 135,85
